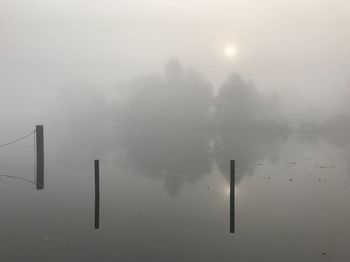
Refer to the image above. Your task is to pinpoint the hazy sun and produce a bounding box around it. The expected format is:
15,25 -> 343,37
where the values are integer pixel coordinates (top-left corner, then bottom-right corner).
224,45 -> 237,58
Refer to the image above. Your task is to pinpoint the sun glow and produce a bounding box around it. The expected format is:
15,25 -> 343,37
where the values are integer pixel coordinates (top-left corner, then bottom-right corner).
224,45 -> 237,58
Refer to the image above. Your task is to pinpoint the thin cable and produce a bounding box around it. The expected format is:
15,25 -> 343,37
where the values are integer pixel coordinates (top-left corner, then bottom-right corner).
0,130 -> 36,149
0,174 -> 37,185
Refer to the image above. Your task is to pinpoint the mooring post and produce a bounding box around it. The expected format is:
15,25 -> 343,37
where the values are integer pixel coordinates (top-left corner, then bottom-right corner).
230,160 -> 235,233
94,160 -> 100,229
36,125 -> 44,190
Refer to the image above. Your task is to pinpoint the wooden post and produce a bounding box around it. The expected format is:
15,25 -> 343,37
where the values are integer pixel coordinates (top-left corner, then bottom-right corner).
36,125 -> 44,190
94,160 -> 100,229
230,160 -> 235,233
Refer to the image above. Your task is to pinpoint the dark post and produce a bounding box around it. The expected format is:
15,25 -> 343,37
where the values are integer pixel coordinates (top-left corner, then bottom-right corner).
230,160 -> 235,233
94,160 -> 100,229
95,194 -> 100,229
36,125 -> 44,190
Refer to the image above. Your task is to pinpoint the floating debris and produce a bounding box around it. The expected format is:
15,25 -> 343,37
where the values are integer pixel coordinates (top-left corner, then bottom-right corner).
314,165 -> 329,169
139,211 -> 143,215
257,176 -> 271,180
41,235 -> 54,241
289,178 -> 295,182
289,161 -> 297,165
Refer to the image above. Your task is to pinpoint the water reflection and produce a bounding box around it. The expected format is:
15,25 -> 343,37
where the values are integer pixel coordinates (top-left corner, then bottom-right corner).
214,130 -> 284,184
322,113 -> 350,147
119,60 -> 289,195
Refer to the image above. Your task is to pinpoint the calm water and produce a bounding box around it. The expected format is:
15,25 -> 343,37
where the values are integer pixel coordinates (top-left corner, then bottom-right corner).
0,130 -> 350,262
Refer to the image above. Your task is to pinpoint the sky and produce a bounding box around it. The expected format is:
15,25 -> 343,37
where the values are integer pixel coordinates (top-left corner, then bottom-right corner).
1,0 -> 350,119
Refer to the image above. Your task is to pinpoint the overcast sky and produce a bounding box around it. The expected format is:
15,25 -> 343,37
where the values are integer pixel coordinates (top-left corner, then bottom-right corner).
1,0 -> 349,119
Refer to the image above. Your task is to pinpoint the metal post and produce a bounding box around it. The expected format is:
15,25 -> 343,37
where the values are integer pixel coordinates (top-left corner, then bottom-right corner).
94,160 -> 100,229
36,125 -> 44,190
230,160 -> 235,233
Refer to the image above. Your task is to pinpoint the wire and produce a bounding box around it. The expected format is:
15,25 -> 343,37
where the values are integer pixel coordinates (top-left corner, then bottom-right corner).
0,128 -> 38,186
0,174 -> 37,185
0,130 -> 36,149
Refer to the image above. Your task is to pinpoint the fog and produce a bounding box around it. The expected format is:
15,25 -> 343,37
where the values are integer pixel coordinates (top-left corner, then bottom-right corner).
1,0 -> 350,120
1,0 -> 350,148
1,1 -> 350,261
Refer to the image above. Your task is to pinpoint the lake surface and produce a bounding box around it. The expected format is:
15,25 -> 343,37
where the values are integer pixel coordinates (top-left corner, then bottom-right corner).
0,130 -> 350,262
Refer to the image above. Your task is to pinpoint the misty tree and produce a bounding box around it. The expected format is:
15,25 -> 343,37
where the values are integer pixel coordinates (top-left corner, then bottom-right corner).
120,59 -> 213,196
214,72 -> 289,132
214,73 -> 263,126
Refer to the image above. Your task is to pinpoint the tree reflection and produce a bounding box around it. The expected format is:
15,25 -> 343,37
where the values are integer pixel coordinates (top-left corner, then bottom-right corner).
214,131 -> 284,183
